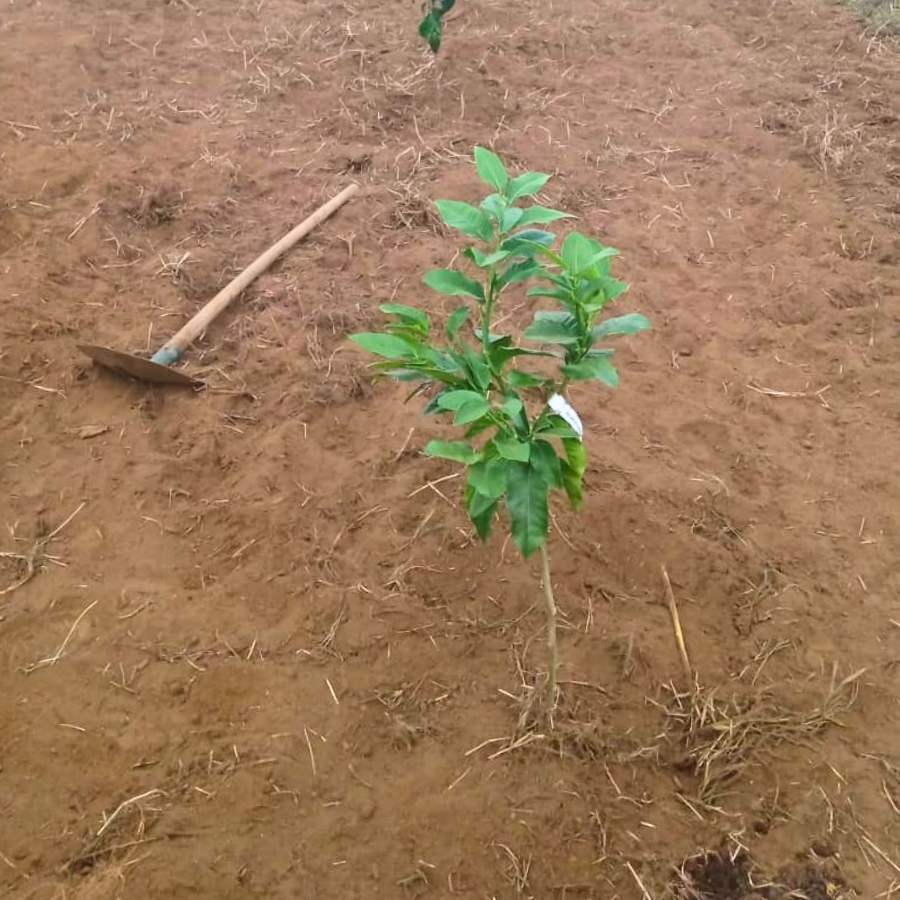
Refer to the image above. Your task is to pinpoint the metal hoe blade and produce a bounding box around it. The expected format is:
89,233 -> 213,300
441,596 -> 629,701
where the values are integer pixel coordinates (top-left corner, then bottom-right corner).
77,345 -> 202,387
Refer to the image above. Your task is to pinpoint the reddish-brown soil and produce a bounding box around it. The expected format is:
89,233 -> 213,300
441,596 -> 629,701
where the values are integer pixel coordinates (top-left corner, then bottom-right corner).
2,0 -> 900,897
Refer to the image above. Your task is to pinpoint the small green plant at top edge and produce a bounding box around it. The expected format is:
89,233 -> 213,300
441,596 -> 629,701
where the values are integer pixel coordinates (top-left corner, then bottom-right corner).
415,0 -> 455,52
351,147 -> 650,712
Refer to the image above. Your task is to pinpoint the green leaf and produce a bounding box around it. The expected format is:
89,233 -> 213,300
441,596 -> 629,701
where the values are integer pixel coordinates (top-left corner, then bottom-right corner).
502,230 -> 556,256
379,304 -> 430,331
434,200 -> 493,243
350,333 -> 415,359
561,355 -> 619,387
463,247 -> 488,267
472,327 -> 507,344
423,268 -> 485,301
466,487 -> 499,541
480,193 -> 504,222
563,437 -> 586,477
530,439 -> 563,488
468,458 -> 508,499
457,344 -> 491,391
585,247 -> 620,270
474,146 -> 509,192
592,312 -> 649,341
534,416 -> 579,439
482,249 -> 512,266
561,461 -> 584,511
603,278 -> 629,301
464,247 -> 511,268
515,206 -> 573,228
436,389 -> 486,411
454,399 -> 491,425
507,172 -> 551,203
505,461 -> 549,557
500,206 -> 524,234
464,417 -> 496,441
424,440 -> 480,464
446,305 -> 470,340
370,355 -> 464,386
523,314 -> 579,345
507,370 -> 549,389
495,437 -> 531,462
526,286 -> 571,302
561,232 -> 603,275
418,10 -> 443,52
498,259 -> 541,287
423,392 -> 446,415
500,395 -> 524,421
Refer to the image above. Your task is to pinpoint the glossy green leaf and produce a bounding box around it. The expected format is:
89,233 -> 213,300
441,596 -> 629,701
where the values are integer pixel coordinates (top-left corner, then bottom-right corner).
423,268 -> 485,300
457,344 -> 491,391
561,461 -> 584,511
561,232 -> 603,275
498,260 -> 541,287
465,247 -> 510,268
350,333 -> 415,359
466,487 -> 499,540
454,398 -> 491,425
468,458 -> 508,500
526,286 -> 571,302
592,313 -> 650,341
500,206 -> 524,234
480,194 -> 504,222
434,200 -> 493,243
437,389 -> 486,411
369,359 -> 462,387
507,370 -> 549,389
499,395 -> 524,421
535,415 -> 580,439
418,10 -> 443,52
379,304 -> 430,331
483,249 -> 512,266
507,172 -> 551,203
516,206 -> 573,228
563,437 -> 586,477
603,278 -> 629,301
474,146 -> 509,192
463,247 -> 488,267
495,437 -> 531,462
505,461 -> 549,557
502,230 -> 556,256
446,305 -> 470,340
523,314 -> 579,345
530,439 -> 563,488
464,417 -> 496,441
424,440 -> 480,464
584,247 -> 620,270
561,355 -> 619,387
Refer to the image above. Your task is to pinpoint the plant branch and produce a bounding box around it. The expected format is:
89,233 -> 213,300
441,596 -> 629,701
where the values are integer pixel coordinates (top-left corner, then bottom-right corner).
539,542 -> 559,710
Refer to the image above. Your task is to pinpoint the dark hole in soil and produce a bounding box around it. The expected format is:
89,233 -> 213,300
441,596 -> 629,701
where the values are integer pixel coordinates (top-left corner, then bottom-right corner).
669,846 -> 854,900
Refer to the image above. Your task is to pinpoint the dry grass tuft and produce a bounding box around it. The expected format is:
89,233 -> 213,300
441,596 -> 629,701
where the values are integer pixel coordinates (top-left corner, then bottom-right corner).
663,667 -> 865,803
387,180 -> 445,233
802,106 -> 865,173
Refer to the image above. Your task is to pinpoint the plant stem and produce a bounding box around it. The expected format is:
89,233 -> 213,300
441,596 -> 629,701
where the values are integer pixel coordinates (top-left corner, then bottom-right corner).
539,542 -> 559,710
482,290 -> 494,359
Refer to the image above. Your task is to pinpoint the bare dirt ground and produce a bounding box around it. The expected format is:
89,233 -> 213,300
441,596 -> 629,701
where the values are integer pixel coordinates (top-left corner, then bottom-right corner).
2,0 -> 900,897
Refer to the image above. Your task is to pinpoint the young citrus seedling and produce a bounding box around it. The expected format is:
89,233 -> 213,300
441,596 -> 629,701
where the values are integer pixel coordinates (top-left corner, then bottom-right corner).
351,147 -> 650,711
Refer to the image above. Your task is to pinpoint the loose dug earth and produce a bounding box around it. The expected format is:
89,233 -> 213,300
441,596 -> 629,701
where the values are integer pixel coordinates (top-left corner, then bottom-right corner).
2,0 -> 900,898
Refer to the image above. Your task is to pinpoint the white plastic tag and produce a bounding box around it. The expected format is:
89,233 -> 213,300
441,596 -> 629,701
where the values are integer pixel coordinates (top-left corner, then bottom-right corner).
548,393 -> 583,440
